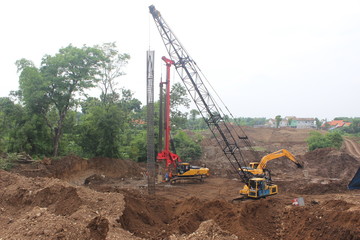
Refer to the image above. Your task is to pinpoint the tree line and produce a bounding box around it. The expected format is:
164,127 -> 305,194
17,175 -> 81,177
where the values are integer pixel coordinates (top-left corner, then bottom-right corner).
3,43 -> 356,163
0,43 -> 204,162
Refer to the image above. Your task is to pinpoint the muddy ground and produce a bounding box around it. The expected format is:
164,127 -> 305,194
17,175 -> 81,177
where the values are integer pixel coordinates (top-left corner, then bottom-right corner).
1,127 -> 360,240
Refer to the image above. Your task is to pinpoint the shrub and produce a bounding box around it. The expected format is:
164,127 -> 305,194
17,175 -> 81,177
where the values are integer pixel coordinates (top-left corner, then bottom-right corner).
307,131 -> 343,151
0,153 -> 16,170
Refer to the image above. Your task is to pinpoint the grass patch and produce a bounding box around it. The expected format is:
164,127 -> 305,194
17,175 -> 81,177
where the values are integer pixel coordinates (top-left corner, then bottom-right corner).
0,153 -> 17,170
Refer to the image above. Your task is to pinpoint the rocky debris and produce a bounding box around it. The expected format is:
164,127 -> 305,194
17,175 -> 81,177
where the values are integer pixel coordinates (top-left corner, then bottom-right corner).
170,220 -> 238,240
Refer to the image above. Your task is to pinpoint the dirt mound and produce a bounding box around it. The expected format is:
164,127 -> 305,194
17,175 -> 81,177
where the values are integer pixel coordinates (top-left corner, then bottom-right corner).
277,179 -> 350,195
1,167 -> 360,240
199,127 -> 313,176
113,188 -> 360,240
0,170 -> 139,240
299,148 -> 359,179
115,189 -> 291,240
280,199 -> 360,239
170,220 -> 238,240
87,216 -> 110,240
11,155 -> 145,184
31,184 -> 83,216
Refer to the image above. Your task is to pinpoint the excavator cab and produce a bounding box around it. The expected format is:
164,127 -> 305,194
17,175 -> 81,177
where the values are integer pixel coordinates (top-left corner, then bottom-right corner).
249,162 -> 259,169
239,178 -> 278,199
177,162 -> 191,174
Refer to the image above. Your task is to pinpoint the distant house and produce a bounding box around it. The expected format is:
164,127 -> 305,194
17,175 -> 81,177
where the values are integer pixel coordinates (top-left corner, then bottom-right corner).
266,116 -> 315,129
322,120 -> 351,130
265,119 -> 276,128
292,118 -> 316,129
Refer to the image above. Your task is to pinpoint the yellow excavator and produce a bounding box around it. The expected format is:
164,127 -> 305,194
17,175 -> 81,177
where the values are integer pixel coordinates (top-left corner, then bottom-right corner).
238,149 -> 303,199
170,162 -> 210,184
243,149 -> 303,179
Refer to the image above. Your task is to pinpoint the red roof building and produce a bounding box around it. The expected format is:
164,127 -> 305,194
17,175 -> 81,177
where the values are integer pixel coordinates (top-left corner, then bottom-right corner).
322,120 -> 351,129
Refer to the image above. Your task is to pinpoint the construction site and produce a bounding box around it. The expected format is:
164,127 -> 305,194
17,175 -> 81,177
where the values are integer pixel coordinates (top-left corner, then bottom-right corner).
0,127 -> 359,240
1,4 -> 360,240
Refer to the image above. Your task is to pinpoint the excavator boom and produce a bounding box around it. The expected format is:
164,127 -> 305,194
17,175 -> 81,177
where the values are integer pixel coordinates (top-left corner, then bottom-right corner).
257,149 -> 303,170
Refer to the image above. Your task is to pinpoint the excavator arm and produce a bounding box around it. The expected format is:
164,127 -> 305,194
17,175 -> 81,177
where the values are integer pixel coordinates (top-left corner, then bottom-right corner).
257,149 -> 303,170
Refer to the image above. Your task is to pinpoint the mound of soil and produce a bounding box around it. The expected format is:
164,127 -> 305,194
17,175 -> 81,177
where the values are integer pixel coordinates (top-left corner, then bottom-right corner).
0,170 -> 138,240
116,190 -> 286,239
298,148 -> 359,180
277,179 -> 350,195
11,155 -> 145,184
169,220 -> 238,240
280,199 -> 360,239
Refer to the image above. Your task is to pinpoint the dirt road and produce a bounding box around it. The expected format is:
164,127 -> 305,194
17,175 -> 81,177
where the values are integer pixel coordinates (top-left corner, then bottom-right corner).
344,137 -> 360,159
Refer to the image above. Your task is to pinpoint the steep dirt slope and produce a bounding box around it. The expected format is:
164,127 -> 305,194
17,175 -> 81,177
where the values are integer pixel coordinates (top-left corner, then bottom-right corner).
11,155 -> 146,185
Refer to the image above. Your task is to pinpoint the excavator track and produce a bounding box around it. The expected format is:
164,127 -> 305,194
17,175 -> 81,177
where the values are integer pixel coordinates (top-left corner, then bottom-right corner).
170,175 -> 205,184
231,195 -> 255,203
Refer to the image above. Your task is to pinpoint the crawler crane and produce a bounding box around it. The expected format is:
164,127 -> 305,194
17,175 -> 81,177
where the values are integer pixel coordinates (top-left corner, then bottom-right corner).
149,5 -> 304,199
149,5 -> 279,199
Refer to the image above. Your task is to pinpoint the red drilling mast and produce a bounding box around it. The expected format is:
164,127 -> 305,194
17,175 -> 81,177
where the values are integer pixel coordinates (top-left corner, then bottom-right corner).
157,56 -> 181,174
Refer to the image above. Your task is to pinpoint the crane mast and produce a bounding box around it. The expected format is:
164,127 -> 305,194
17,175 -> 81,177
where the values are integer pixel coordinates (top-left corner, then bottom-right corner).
157,56 -> 180,171
149,5 -> 253,183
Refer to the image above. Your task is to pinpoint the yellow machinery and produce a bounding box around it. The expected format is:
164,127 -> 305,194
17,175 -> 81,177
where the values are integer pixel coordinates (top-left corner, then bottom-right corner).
243,149 -> 303,178
239,178 -> 278,199
235,149 -> 301,200
170,162 -> 210,184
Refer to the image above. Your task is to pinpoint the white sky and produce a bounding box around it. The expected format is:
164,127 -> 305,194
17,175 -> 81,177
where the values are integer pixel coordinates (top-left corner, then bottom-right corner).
1,0 -> 359,120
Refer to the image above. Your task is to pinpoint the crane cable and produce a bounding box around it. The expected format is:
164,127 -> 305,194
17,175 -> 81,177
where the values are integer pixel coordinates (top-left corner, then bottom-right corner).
193,61 -> 258,161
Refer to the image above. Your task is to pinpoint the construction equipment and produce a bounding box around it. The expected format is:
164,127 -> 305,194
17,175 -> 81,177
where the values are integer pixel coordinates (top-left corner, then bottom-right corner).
149,5 -> 297,199
243,149 -> 303,180
157,56 -> 209,182
170,162 -> 210,184
239,178 -> 278,199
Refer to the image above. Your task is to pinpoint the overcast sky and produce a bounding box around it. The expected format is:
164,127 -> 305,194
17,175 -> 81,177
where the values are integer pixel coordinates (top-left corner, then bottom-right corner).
1,0 -> 359,120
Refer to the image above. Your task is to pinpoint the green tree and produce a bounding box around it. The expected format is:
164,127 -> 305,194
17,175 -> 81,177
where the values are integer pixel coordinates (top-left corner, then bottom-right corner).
342,119 -> 360,134
0,97 -> 52,155
315,118 -> 322,129
169,83 -> 190,129
78,104 -> 124,158
275,115 -> 282,128
173,131 -> 202,161
96,42 -> 130,105
288,118 -> 293,126
16,45 -> 104,156
189,109 -> 200,121
78,88 -> 141,158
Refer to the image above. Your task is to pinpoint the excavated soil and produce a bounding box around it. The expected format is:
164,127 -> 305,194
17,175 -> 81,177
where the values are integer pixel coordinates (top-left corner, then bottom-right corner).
1,128 -> 360,239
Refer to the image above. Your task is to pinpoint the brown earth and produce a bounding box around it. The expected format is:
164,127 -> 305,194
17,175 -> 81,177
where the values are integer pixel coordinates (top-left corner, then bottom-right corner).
1,127 -> 360,240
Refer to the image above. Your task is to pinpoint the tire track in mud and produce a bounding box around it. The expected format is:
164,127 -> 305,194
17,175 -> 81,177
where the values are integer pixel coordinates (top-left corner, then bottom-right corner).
344,138 -> 360,160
